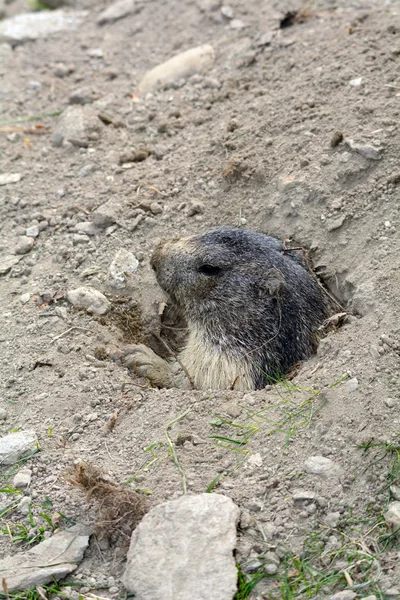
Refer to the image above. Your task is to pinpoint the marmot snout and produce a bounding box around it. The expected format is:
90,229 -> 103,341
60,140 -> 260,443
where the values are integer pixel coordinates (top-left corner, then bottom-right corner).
125,227 -> 329,391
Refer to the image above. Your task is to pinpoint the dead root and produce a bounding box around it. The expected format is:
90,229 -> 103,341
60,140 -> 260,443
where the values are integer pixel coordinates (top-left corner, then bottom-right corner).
65,461 -> 148,542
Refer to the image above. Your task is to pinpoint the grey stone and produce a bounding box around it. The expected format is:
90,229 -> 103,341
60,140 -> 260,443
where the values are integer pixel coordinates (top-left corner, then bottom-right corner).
26,225 -> 40,238
92,201 -> 120,228
345,377 -> 359,392
385,501 -> 400,532
326,215 -> 345,231
0,10 -> 87,46
345,138 -> 381,161
78,163 -> 95,178
0,408 -> 8,420
0,431 -> 38,466
304,456 -> 341,479
67,287 -> 110,315
0,255 -> 22,275
390,485 -> 400,501
0,173 -> 21,185
122,493 -> 239,600
69,87 -> 97,105
108,248 -> 139,290
15,236 -> 34,255
329,592 -> 356,600
53,106 -> 101,147
293,490 -> 316,503
12,469 -> 32,490
18,496 -> 31,515
324,511 -> 341,528
0,524 -> 91,592
97,0 -> 137,25
75,222 -> 99,236
139,44 -> 215,94
264,563 -> 278,574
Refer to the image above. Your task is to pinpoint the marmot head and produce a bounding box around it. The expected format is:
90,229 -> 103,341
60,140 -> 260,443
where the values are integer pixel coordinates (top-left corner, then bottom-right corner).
151,226 -> 328,384
151,227 -> 286,318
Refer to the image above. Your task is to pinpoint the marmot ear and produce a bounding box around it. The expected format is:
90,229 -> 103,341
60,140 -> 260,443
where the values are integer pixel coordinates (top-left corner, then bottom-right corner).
254,268 -> 286,298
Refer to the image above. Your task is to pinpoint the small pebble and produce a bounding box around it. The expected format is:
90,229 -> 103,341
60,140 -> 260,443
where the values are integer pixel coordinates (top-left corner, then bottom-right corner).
15,236 -> 34,255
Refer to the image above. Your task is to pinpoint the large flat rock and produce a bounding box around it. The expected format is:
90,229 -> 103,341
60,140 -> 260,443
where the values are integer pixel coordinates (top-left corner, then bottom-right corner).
122,493 -> 239,600
0,524 -> 92,591
0,10 -> 87,45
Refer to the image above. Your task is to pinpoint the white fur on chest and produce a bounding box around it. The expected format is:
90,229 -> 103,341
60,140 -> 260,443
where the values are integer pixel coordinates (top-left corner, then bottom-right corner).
179,326 -> 255,391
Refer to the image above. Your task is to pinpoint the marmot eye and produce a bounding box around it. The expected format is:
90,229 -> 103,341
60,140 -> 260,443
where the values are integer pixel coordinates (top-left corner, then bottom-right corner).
199,264 -> 222,276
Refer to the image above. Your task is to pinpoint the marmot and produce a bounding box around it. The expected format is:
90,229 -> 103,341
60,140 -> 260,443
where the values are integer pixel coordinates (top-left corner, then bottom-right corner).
125,227 -> 329,391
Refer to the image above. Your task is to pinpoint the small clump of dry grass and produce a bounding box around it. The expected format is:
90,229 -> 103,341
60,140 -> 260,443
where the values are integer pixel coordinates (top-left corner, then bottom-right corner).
66,461 -> 148,542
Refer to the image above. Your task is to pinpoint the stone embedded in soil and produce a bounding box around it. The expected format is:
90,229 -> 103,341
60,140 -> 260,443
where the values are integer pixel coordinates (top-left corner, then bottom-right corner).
108,248 -> 139,290
0,524 -> 91,592
344,138 -> 381,161
75,222 -> 99,236
122,493 -> 240,600
0,255 -> 22,275
390,484 -> 400,501
345,377 -> 359,392
97,0 -> 138,25
14,236 -> 34,255
0,10 -> 87,46
304,456 -> 341,479
384,501 -> 400,532
26,225 -> 40,238
92,201 -> 120,228
67,286 -> 110,315
0,173 -> 21,185
138,44 -> 215,94
0,430 -> 38,465
53,105 -> 102,147
12,468 -> 32,490
324,511 -> 341,528
329,592 -> 356,600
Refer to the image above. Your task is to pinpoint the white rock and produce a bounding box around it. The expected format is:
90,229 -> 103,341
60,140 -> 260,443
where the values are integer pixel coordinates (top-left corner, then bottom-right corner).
139,44 -> 215,94
0,255 -> 22,275
304,456 -> 341,479
67,287 -> 110,315
330,592 -> 356,600
108,249 -> 139,290
15,236 -> 34,255
26,225 -> 40,238
122,493 -> 239,600
20,293 -> 31,304
0,431 -> 38,465
345,377 -> 359,392
0,524 -> 91,591
0,173 -> 21,185
97,0 -> 137,25
349,77 -> 363,87
245,452 -> 263,470
0,408 -> 8,420
230,18 -> 246,29
385,501 -> 400,532
12,469 -> 32,490
0,10 -> 87,45
221,5 -> 234,18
